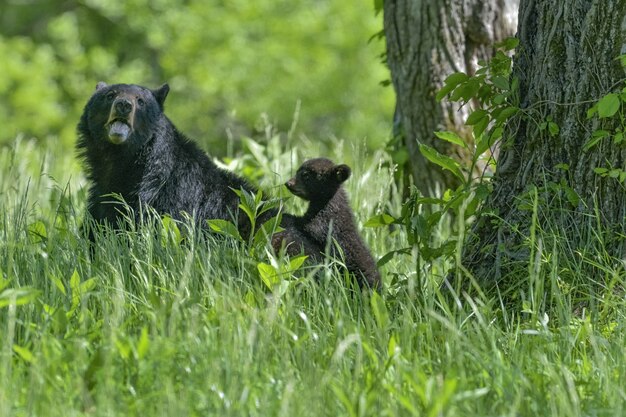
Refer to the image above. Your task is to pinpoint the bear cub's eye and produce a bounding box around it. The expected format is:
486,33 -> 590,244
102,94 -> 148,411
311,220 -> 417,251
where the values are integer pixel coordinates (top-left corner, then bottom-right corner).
105,91 -> 117,101
137,98 -> 145,107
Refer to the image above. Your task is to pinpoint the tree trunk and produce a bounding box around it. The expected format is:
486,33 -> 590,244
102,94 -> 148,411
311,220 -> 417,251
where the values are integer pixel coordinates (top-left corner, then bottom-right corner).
461,0 -> 626,288
384,0 -> 518,196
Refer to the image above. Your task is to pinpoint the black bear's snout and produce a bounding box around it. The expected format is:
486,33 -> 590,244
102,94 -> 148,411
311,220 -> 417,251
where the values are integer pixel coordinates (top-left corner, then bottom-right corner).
114,98 -> 133,116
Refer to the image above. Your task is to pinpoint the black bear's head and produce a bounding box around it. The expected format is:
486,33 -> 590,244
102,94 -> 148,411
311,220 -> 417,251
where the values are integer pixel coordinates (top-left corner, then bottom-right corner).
286,158 -> 351,202
80,82 -> 170,147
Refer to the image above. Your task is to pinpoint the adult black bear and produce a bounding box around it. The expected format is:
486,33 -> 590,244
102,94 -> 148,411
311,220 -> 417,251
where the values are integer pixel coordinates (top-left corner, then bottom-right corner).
77,82 -> 258,239
273,158 -> 381,289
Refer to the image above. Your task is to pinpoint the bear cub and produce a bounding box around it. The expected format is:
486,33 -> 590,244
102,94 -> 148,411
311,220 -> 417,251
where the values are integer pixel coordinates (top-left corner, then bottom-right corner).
274,158 -> 381,289
77,82 -> 256,239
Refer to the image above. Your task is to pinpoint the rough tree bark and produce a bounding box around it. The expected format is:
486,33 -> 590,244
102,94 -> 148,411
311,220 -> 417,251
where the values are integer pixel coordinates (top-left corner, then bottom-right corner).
384,0 -> 518,196
461,0 -> 626,288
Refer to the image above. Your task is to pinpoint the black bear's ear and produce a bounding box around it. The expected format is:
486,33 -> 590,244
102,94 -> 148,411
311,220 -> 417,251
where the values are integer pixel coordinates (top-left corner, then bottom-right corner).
96,81 -> 108,91
335,164 -> 351,183
153,83 -> 170,109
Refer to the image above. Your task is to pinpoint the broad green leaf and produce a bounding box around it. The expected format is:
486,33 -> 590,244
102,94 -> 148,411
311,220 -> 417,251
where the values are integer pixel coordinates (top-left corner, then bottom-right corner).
492,76 -> 509,91
473,115 -> 490,140
257,262 -> 279,290
419,144 -> 465,182
13,345 -> 35,363
28,221 -> 47,244
444,72 -> 469,86
288,255 -> 308,271
49,275 -> 66,295
436,72 -> 469,101
207,219 -> 243,242
161,215 -> 183,245
450,78 -> 480,102
465,109 -> 488,126
494,106 -> 519,124
70,269 -> 80,295
364,213 -> 396,227
434,131 -> 467,148
80,278 -> 97,294
597,93 -> 620,118
548,121 -> 560,137
608,169 -> 622,178
435,82 -> 457,102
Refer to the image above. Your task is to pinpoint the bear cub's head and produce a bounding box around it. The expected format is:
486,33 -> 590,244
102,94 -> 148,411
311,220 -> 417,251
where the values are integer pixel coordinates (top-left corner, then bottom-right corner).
286,158 -> 351,202
82,82 -> 170,146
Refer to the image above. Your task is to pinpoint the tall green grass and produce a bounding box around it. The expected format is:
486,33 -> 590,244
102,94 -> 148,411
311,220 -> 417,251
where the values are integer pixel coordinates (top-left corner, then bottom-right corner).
0,137 -> 624,416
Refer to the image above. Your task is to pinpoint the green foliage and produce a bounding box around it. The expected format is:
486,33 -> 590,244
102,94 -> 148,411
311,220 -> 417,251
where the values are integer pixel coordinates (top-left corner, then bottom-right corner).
584,65 -> 626,185
0,0 -> 393,150
1,136 -> 625,417
371,38 -> 519,268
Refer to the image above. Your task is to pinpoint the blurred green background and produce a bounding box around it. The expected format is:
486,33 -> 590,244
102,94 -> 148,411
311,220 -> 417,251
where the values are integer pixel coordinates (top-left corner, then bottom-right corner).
0,0 -> 393,154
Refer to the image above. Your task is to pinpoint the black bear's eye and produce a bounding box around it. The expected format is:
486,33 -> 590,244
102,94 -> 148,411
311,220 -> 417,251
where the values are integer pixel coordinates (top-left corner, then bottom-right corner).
105,91 -> 116,101
137,98 -> 145,107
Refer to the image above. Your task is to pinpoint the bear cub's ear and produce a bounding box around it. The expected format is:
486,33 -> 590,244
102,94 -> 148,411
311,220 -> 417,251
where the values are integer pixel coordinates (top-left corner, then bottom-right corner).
153,84 -> 170,109
335,164 -> 351,183
96,81 -> 108,91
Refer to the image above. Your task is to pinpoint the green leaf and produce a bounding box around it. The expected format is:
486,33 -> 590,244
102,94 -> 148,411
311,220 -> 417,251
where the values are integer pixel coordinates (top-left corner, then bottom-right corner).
597,93 -> 620,118
593,167 -> 608,175
444,72 -> 469,86
161,215 -> 183,245
583,130 -> 609,152
13,345 -> 35,363
494,106 -> 519,124
257,262 -> 279,290
492,76 -> 509,91
79,278 -> 97,294
437,72 -> 469,101
0,287 -> 41,308
419,144 -> 465,182
207,219 -> 243,242
473,115 -> 490,139
586,103 -> 598,119
548,121 -> 560,137
450,78 -> 480,102
49,275 -> 66,295
28,221 -> 47,244
136,326 -> 150,360
69,269 -> 80,295
288,255 -> 308,271
435,82 -> 457,102
434,131 -> 467,148
608,169 -> 622,178
495,37 -> 519,51
465,109 -> 488,126
376,248 -> 412,267
364,213 -> 396,228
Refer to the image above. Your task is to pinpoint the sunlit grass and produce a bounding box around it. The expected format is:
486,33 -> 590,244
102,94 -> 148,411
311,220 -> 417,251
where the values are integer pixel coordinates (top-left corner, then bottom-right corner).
0,137 -> 624,416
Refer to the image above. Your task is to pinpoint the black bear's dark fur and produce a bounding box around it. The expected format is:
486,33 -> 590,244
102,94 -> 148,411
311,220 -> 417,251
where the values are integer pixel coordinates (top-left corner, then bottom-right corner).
77,82 -> 257,238
273,158 -> 381,289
